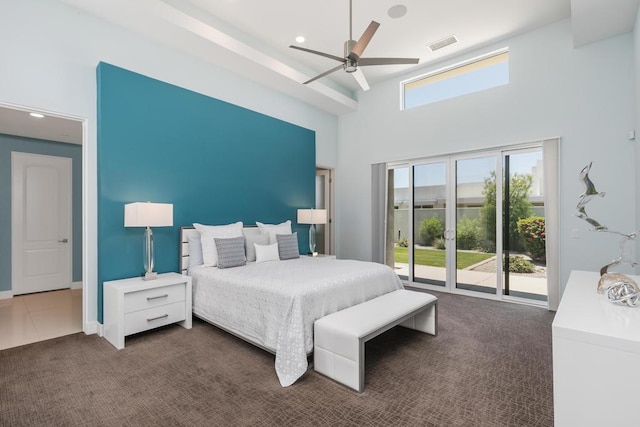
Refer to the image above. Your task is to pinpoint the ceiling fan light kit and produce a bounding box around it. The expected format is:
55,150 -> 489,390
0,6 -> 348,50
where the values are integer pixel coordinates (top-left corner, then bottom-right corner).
344,40 -> 358,73
289,0 -> 419,91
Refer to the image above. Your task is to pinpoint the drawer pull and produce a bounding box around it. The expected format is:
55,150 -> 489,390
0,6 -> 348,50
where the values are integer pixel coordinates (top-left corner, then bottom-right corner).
146,294 -> 169,301
147,314 -> 169,322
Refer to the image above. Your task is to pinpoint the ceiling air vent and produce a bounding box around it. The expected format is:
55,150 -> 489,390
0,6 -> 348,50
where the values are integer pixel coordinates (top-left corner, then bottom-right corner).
428,35 -> 458,52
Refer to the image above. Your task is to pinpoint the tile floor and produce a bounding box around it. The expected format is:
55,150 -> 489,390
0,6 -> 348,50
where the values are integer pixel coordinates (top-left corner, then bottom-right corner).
0,289 -> 82,351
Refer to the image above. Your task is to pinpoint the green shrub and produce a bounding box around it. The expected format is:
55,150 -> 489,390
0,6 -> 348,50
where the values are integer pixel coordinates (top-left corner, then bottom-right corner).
456,217 -> 482,250
517,216 -> 546,261
420,217 -> 444,246
433,237 -> 446,250
478,239 -> 496,253
481,171 -> 534,252
504,255 -> 536,273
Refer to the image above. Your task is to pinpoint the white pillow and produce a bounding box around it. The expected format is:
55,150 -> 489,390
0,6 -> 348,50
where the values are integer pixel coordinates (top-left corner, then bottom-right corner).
187,235 -> 204,268
245,232 -> 270,262
255,242 -> 280,263
256,220 -> 292,244
194,222 -> 243,267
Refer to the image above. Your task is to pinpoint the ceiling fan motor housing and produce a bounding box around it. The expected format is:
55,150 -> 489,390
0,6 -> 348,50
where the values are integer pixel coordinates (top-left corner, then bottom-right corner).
344,40 -> 358,72
289,4 -> 418,89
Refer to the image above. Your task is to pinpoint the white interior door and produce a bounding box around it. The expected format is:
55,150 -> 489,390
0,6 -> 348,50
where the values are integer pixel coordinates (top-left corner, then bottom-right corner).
11,152 -> 72,295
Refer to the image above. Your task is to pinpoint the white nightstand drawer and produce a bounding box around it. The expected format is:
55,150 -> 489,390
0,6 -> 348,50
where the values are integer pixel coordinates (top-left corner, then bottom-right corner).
104,273 -> 192,349
124,283 -> 186,313
124,301 -> 186,336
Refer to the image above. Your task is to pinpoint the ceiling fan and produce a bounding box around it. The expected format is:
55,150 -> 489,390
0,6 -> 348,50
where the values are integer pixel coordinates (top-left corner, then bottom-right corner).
289,0 -> 419,91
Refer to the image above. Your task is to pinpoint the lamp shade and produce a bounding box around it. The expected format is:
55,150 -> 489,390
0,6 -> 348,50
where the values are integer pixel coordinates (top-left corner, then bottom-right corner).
124,202 -> 173,227
297,209 -> 327,225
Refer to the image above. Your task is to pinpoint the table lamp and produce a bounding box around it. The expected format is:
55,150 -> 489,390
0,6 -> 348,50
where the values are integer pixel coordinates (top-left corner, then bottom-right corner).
297,208 -> 327,256
124,202 -> 173,280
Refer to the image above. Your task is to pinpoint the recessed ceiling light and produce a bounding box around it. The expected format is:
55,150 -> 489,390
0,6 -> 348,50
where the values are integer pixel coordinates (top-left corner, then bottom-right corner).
30,113 -> 44,118
388,4 -> 407,19
295,36 -> 305,43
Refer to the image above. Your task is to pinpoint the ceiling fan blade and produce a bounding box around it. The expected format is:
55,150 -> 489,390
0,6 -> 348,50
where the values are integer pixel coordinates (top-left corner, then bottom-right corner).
303,64 -> 345,84
351,68 -> 370,91
358,57 -> 420,66
289,45 -> 345,63
347,21 -> 380,61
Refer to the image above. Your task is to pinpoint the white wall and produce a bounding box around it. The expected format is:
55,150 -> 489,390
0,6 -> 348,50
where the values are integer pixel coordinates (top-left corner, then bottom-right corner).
337,19 -> 636,297
0,0 -> 339,330
635,6 -> 640,274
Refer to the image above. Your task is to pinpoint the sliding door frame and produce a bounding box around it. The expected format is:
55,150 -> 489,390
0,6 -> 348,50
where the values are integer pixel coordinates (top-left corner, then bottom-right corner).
387,140 -> 550,308
500,146 -> 548,307
449,150 -> 504,301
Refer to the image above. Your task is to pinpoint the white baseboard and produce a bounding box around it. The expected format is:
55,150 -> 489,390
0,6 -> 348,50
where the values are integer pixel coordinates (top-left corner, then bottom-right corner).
71,281 -> 82,290
84,320 -> 102,336
0,290 -> 13,300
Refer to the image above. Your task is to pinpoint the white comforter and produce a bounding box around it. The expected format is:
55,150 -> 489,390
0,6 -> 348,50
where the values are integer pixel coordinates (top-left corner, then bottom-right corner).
190,257 -> 403,387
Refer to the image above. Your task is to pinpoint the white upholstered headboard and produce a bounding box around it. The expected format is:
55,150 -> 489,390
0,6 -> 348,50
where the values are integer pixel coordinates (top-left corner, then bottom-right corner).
179,226 -> 261,275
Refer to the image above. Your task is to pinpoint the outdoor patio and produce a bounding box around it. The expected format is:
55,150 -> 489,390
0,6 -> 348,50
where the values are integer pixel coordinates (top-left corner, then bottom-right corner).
394,260 -> 547,298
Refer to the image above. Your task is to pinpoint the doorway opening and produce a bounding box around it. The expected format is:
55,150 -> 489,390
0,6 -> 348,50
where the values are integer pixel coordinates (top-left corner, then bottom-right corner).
316,167 -> 334,255
0,103 -> 85,349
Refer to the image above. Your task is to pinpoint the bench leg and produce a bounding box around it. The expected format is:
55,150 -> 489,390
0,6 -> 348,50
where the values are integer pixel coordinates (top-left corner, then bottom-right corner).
400,301 -> 437,335
314,324 -> 363,392
358,340 -> 365,393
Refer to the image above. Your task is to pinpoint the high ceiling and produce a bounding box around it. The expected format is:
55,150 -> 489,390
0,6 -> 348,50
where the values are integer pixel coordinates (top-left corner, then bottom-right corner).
181,0 -> 570,91
56,0 -> 636,115
1,0 -> 638,144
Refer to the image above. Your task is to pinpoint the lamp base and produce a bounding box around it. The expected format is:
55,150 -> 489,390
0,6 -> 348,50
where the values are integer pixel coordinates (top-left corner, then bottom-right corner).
309,224 -> 317,255
143,271 -> 158,281
311,252 -> 319,257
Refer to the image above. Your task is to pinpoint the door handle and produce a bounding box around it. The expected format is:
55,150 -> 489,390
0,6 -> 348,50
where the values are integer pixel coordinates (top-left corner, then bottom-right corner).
58,238 -> 68,243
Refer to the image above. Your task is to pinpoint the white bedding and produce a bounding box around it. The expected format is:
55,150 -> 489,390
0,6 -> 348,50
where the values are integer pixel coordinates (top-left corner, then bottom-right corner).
190,257 -> 403,387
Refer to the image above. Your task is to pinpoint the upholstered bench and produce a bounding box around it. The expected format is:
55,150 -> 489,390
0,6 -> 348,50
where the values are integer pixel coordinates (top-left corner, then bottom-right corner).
313,289 -> 437,392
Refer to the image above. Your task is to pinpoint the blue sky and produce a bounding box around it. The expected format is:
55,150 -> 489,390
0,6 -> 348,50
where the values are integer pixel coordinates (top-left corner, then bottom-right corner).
404,61 -> 509,109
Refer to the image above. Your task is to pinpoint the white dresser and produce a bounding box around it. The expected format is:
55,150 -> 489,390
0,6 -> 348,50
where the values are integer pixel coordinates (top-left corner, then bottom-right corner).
553,270 -> 640,426
104,272 -> 192,349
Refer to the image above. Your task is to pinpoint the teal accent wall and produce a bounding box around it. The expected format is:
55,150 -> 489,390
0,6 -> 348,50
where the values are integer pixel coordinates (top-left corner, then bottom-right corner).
0,133 -> 83,292
97,62 -> 315,322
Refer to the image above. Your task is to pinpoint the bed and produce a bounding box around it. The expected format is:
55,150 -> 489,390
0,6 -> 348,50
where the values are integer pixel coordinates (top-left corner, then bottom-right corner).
180,226 -> 404,387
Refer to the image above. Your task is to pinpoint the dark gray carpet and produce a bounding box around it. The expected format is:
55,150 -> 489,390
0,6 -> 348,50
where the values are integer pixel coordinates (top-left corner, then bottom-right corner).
0,290 -> 555,426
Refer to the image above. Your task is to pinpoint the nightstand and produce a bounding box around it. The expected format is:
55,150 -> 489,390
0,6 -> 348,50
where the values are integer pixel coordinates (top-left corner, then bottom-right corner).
306,254 -> 336,259
103,272 -> 192,349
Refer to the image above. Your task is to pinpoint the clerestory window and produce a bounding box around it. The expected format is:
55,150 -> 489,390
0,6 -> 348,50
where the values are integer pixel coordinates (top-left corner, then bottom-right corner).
402,49 -> 509,110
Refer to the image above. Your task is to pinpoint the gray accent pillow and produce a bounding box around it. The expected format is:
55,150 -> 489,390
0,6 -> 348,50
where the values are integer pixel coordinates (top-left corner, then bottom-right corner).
245,232 -> 270,262
214,236 -> 246,269
276,232 -> 300,260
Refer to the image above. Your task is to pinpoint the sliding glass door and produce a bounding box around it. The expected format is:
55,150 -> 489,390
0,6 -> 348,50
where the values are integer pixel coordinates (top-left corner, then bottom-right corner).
412,162 -> 448,287
502,149 -> 547,302
387,145 -> 548,305
390,166 -> 409,280
454,155 -> 498,295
